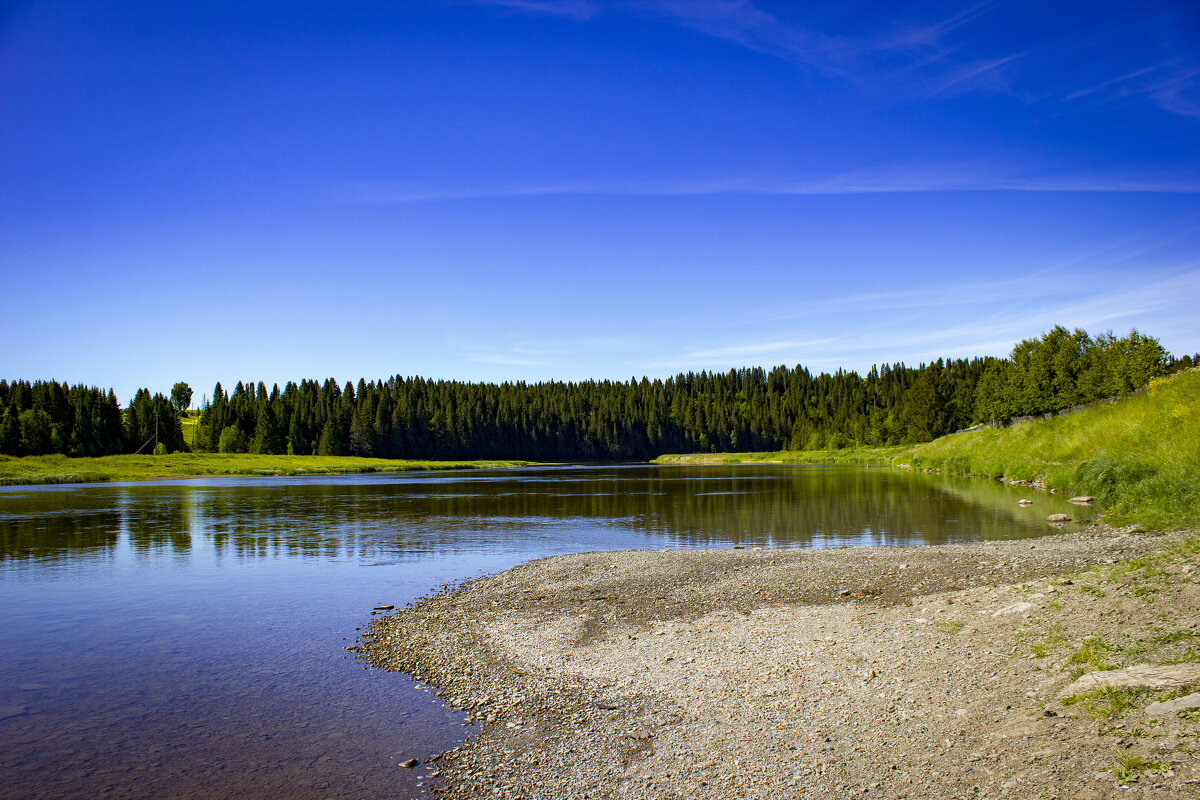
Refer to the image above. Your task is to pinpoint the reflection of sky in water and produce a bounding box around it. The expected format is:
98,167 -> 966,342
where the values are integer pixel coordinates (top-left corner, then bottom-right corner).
0,465 -> 1098,800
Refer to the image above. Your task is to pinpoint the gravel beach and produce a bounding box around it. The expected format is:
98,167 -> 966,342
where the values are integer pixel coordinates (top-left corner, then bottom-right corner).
364,525 -> 1200,799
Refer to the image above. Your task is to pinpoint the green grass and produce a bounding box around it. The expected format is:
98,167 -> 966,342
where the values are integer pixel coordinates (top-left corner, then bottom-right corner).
1031,632 -> 1067,658
1065,637 -> 1117,678
1114,754 -> 1166,784
0,453 -> 533,486
653,445 -> 909,466
178,411 -> 202,449
1061,684 -> 1150,718
656,368 -> 1200,529
904,368 -> 1200,528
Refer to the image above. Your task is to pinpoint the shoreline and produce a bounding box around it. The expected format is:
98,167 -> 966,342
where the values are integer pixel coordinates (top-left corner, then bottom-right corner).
364,526 -> 1200,799
0,454 -> 535,488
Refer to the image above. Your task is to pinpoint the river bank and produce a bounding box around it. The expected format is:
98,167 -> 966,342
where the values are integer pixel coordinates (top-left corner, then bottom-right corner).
654,368 -> 1200,531
364,525 -> 1200,799
0,453 -> 533,486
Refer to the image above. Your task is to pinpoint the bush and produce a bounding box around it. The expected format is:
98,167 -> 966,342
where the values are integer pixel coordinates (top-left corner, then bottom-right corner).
217,425 -> 246,454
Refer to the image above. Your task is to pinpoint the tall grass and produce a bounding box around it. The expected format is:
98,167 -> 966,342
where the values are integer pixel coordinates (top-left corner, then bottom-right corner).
905,369 -> 1200,528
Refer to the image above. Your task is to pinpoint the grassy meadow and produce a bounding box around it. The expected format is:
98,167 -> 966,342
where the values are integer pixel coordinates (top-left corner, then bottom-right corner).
656,368 -> 1200,529
0,453 -> 532,486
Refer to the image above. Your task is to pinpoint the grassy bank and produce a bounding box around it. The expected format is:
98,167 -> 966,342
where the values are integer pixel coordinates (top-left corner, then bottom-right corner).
654,446 -> 909,466
656,368 -> 1200,529
0,453 -> 533,487
907,368 -> 1199,528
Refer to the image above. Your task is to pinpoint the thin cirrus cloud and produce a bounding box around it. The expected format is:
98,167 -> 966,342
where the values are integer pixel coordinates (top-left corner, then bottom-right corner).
1068,63 -> 1200,119
335,164 -> 1200,204
474,0 -> 995,84
472,0 -> 599,20
914,52 -> 1027,98
470,0 -> 1200,116
449,334 -> 650,372
683,337 -> 843,361
662,266 -> 1200,372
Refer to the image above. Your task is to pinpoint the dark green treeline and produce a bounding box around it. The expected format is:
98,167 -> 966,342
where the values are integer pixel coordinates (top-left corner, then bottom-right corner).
193,327 -> 1175,461
0,326 -> 1183,459
194,358 -> 988,461
0,382 -> 182,457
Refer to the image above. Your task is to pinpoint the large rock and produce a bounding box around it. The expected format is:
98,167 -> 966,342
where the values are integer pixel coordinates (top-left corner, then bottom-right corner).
1146,692 -> 1200,716
1047,513 -> 1071,523
993,601 -> 1036,617
1057,663 -> 1200,699
1068,496 -> 1096,504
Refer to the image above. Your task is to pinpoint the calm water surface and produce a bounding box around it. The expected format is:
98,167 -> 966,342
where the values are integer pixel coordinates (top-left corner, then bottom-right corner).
0,464 -> 1096,799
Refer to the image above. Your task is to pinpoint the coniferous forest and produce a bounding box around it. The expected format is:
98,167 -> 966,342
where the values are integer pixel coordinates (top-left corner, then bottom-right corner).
1,327 -> 1191,460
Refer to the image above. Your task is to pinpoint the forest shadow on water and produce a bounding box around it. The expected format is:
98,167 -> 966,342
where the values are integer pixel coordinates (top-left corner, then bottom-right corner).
0,465 -> 1095,800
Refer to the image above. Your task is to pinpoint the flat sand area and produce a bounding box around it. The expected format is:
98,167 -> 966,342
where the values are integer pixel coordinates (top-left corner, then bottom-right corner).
364,526 -> 1200,799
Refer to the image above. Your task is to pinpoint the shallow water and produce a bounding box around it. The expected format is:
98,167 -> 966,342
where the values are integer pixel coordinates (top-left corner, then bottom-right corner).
0,464 -> 1095,799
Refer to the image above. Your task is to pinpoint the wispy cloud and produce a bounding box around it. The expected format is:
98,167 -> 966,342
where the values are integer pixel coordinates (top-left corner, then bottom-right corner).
470,0 -> 1032,98
649,264 -> 1200,375
633,0 -> 853,77
448,333 -> 649,374
473,0 -> 599,21
917,52 -> 1026,97
335,163 -> 1200,205
685,336 -> 842,361
440,263 -> 1198,382
449,338 -> 551,367
868,1 -> 997,54
1147,66 -> 1200,119
470,0 -> 993,82
1066,61 -> 1200,118
469,0 -> 1200,118
1065,65 -> 1162,102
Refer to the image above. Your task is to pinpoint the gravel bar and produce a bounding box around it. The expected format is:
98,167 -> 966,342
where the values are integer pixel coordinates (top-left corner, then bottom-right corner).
363,525 -> 1200,799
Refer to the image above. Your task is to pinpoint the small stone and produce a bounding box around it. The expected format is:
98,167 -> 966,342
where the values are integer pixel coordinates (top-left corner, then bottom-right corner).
401,759 -> 418,769
1018,499 -> 1033,506
374,605 -> 395,611
1047,513 -> 1071,523
1068,496 -> 1096,504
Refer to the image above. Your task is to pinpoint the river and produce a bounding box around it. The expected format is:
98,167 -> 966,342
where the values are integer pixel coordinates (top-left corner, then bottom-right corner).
0,464 -> 1095,799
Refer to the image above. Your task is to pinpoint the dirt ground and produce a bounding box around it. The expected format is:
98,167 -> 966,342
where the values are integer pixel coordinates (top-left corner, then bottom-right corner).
364,524 -> 1200,799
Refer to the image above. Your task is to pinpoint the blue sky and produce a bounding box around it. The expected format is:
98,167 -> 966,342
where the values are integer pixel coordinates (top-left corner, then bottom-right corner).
2,0 -> 1198,403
